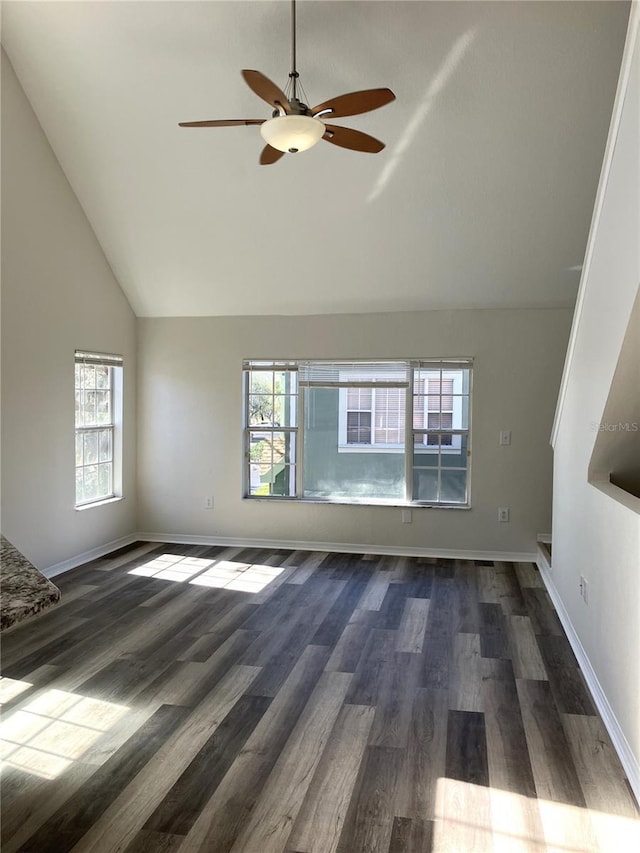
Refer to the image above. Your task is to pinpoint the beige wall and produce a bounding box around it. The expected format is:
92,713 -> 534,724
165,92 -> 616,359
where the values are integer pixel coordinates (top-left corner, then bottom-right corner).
551,8 -> 640,791
137,307 -> 572,557
1,50 -> 137,569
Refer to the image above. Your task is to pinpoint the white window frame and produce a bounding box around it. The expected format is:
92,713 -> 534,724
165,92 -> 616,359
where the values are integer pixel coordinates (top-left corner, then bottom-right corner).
242,362 -> 299,499
75,351 -> 123,509
243,359 -> 472,507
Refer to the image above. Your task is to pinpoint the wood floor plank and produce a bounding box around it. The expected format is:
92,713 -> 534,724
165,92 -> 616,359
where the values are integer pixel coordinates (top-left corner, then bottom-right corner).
336,746 -> 403,853
375,583 -> 409,630
324,622 -> 371,673
521,587 -> 563,637
481,669 -> 537,798
286,703 -> 375,853
124,830 -> 185,852
489,787 -> 547,853
395,598 -> 430,654
344,628 -> 396,706
561,713 -> 639,818
494,561 -> 528,616
536,634 -> 597,716
445,709 -> 489,787
368,652 -> 422,749
305,576 -> 364,647
433,776 -> 493,853
421,633 -> 452,690
395,688 -> 448,821
505,615 -> 548,680
358,576 -> 390,611
285,551 -> 329,585
454,562 -> 482,633
388,816 -> 434,853
229,670 -> 352,852
478,601 -> 511,660
514,562 -> 545,590
516,678 -> 587,807
448,632 -> 483,712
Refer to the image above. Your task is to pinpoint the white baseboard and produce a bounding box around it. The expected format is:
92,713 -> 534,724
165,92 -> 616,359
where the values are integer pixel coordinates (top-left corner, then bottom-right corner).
43,533 -> 140,579
136,531 -> 536,564
537,561 -> 640,806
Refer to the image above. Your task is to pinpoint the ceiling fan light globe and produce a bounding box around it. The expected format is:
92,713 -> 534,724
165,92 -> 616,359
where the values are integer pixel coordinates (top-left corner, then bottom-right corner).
260,115 -> 325,153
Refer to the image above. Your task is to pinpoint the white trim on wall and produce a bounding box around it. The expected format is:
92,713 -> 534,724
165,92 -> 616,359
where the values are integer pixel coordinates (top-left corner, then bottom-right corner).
537,556 -> 640,806
44,531 -> 537,577
136,532 -> 535,564
43,533 -> 140,578
552,4 -> 640,448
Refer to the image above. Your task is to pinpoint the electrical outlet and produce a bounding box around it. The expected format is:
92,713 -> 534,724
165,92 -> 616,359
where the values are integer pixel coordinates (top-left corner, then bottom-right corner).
499,430 -> 511,446
401,509 -> 412,524
580,575 -> 588,604
498,507 -> 510,523
204,496 -> 214,509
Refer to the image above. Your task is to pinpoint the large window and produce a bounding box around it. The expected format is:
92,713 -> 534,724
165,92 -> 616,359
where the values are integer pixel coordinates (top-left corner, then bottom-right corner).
75,351 -> 123,507
243,359 -> 472,505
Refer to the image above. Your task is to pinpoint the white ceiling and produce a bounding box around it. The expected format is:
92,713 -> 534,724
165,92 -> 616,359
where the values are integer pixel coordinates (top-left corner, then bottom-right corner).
2,1 -> 630,317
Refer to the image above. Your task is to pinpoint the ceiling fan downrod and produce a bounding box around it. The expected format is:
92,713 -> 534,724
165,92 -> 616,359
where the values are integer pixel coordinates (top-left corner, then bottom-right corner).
290,0 -> 299,102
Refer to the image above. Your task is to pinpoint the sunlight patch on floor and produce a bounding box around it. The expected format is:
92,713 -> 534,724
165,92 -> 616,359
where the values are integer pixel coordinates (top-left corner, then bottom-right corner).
190,561 -> 284,593
128,554 -> 285,594
0,677 -> 33,705
128,553 -> 215,581
434,778 -> 640,853
0,689 -> 128,779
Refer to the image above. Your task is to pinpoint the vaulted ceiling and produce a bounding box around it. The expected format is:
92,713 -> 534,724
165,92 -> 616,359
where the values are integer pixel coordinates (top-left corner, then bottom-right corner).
2,1 -> 630,317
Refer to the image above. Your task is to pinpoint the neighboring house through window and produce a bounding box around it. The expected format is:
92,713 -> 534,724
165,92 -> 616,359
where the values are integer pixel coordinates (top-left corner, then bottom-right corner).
74,351 -> 123,507
243,359 -> 472,506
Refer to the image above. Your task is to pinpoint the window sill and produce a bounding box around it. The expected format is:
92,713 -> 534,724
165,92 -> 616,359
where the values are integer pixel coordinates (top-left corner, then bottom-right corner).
75,496 -> 124,512
244,496 -> 471,509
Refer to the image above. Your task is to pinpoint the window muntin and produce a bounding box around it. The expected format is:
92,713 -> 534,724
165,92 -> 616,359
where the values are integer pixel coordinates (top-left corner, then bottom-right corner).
243,359 -> 471,506
245,363 -> 298,497
75,351 -> 122,507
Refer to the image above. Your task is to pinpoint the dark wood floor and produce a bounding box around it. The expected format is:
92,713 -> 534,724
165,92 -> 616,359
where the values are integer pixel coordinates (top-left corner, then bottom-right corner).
1,543 -> 638,852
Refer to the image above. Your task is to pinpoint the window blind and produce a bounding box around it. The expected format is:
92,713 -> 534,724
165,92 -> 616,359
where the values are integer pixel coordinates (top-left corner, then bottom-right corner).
75,350 -> 123,367
298,361 -> 409,388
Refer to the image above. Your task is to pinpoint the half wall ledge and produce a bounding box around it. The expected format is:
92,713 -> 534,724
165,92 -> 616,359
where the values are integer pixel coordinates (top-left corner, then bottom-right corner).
1,535 -> 61,631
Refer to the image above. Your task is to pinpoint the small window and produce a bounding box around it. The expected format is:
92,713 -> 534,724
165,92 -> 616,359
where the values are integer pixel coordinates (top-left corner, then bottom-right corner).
75,351 -> 123,507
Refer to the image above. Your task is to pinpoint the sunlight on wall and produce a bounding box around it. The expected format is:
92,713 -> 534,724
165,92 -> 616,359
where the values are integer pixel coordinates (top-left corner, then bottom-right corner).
129,554 -> 284,594
0,689 -> 128,780
435,778 -> 640,853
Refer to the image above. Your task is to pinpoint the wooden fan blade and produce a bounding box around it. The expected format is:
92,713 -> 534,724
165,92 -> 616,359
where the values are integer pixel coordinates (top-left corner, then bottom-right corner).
312,88 -> 395,119
322,124 -> 385,154
178,119 -> 265,127
260,145 -> 286,165
242,70 -> 290,111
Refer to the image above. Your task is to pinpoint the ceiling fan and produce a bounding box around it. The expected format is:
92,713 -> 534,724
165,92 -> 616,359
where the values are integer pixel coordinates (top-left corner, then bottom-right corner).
178,0 -> 395,165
